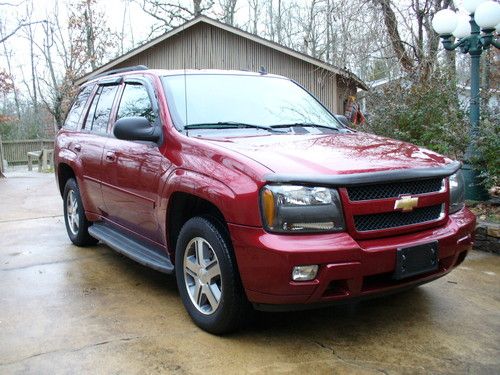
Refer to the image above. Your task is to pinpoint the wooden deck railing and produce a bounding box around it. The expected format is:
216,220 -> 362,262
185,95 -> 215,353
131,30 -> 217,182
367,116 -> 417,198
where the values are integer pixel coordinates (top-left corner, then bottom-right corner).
0,139 -> 55,164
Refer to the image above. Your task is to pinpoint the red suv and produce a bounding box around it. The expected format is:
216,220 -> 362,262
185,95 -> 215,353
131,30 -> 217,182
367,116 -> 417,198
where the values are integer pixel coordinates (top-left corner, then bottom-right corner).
55,67 -> 475,333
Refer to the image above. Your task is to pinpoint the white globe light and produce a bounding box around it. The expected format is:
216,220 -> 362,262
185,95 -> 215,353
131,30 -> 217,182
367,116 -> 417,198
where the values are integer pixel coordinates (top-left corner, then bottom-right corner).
459,0 -> 487,14
453,15 -> 472,38
475,1 -> 500,29
432,9 -> 459,34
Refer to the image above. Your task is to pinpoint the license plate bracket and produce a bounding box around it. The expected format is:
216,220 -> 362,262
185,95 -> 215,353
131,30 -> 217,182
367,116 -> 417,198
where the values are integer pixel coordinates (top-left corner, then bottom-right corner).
393,241 -> 439,280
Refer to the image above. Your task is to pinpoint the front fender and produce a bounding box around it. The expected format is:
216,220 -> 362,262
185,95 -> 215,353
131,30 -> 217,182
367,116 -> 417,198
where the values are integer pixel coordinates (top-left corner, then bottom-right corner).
158,168 -> 262,228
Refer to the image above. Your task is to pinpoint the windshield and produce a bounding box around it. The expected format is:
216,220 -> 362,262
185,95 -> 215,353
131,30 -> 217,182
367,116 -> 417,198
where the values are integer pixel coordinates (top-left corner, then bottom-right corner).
161,74 -> 342,130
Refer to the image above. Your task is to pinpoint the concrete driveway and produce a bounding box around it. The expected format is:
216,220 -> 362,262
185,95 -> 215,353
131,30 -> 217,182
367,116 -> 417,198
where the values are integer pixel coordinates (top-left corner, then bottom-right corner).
1,170 -> 499,374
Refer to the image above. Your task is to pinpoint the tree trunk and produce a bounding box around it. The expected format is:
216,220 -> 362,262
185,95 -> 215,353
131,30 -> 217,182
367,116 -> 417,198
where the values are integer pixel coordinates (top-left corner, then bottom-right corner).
481,49 -> 491,114
28,23 -> 38,114
193,0 -> 202,16
84,0 -> 97,70
373,0 -> 414,73
276,0 -> 282,44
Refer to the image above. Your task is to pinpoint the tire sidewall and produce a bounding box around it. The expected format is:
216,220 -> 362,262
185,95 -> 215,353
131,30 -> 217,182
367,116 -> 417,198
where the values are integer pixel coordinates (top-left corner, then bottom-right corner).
175,217 -> 242,333
63,178 -> 90,245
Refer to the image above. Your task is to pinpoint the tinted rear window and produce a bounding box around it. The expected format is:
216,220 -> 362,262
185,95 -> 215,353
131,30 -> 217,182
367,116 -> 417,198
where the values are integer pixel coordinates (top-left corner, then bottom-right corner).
64,85 -> 93,130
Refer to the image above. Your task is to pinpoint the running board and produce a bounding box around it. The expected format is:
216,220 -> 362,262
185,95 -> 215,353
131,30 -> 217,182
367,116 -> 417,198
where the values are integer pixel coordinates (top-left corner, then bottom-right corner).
88,223 -> 174,274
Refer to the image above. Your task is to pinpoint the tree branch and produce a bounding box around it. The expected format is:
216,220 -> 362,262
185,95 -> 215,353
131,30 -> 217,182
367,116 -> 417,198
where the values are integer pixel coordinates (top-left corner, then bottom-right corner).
0,20 -> 47,44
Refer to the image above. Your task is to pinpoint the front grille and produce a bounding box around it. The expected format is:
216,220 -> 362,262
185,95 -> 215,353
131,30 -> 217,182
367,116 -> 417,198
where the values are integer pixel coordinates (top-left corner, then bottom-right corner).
347,178 -> 443,201
354,204 -> 443,232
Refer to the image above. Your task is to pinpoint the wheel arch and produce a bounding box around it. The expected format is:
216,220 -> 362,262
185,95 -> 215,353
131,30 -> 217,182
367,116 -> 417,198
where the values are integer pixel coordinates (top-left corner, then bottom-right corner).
166,191 -> 231,262
162,170 -> 237,260
57,162 -> 76,197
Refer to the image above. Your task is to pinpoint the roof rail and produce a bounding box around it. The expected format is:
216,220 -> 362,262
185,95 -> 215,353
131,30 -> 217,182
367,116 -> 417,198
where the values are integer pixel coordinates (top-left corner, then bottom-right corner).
91,65 -> 149,81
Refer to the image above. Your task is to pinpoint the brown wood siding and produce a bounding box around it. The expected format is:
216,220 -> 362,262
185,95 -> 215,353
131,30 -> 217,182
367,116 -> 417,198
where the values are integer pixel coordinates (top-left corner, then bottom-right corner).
114,23 -> 344,113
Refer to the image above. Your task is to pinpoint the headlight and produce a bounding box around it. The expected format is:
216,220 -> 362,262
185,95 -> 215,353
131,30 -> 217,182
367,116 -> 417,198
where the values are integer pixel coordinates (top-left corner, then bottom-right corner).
449,171 -> 465,214
260,185 -> 345,233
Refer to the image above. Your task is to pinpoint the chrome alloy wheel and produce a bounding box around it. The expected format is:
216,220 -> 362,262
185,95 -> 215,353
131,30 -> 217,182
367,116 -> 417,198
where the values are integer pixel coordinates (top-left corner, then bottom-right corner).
183,237 -> 222,315
66,190 -> 80,235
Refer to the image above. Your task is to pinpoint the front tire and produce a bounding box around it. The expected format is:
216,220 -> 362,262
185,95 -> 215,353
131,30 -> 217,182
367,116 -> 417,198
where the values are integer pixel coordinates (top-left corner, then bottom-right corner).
175,216 -> 250,334
63,178 -> 98,246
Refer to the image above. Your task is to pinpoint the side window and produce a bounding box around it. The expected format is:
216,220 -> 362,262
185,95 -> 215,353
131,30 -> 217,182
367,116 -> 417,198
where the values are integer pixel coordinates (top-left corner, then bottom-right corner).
84,85 -> 119,133
64,85 -> 93,130
117,83 -> 157,124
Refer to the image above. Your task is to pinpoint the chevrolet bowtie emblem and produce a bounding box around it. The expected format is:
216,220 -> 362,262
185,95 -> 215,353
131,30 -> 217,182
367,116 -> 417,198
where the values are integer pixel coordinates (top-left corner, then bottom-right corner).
394,196 -> 419,212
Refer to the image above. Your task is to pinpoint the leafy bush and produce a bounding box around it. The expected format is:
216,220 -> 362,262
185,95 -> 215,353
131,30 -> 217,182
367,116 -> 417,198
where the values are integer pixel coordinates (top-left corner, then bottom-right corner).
472,114 -> 499,189
364,72 -> 469,160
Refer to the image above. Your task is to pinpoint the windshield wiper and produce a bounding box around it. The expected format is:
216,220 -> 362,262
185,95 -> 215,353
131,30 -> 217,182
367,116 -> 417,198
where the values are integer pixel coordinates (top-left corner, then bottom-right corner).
184,122 -> 285,132
270,122 -> 342,131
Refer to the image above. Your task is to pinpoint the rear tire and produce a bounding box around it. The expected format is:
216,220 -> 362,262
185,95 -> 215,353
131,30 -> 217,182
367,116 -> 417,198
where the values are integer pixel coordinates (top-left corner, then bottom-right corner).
175,216 -> 251,334
63,178 -> 98,246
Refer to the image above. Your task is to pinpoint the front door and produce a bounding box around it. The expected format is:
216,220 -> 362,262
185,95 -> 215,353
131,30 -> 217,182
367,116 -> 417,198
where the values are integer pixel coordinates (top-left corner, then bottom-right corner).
100,78 -> 169,246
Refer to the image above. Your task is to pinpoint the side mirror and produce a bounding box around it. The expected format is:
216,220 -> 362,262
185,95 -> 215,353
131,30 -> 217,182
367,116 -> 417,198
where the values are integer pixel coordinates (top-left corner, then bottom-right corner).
334,114 -> 351,127
113,116 -> 161,143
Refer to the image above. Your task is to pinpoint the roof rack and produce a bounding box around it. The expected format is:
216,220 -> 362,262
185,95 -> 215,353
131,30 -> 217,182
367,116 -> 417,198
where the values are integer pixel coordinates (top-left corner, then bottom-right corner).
92,65 -> 149,80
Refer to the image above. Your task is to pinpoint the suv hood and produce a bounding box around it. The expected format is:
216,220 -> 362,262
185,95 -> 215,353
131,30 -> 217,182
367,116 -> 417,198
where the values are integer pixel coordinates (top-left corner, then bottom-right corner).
205,132 -> 451,175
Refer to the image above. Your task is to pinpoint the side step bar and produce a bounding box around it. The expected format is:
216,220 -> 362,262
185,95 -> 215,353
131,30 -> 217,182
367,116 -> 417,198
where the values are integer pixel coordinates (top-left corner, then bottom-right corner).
88,223 -> 174,274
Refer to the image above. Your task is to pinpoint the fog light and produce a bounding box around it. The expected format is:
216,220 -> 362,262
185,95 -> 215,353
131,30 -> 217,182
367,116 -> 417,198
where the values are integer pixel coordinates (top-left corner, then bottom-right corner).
292,265 -> 319,281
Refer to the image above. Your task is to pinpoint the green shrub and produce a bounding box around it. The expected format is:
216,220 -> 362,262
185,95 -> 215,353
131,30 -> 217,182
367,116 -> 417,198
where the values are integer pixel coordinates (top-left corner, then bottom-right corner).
364,72 -> 469,160
472,115 -> 499,189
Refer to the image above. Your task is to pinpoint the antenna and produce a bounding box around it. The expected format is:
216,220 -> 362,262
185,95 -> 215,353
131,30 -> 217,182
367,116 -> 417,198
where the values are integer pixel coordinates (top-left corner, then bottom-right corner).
182,21 -> 189,133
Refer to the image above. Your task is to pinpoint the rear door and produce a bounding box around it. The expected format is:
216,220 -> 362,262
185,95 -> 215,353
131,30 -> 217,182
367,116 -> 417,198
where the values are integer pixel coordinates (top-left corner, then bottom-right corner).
100,77 -> 168,246
77,81 -> 120,215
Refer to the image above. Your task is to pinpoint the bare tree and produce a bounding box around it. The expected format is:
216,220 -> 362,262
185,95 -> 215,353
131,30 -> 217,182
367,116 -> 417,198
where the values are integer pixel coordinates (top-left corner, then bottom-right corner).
28,0 -> 117,128
68,0 -> 117,72
136,0 -> 214,37
219,0 -> 238,26
371,0 -> 454,81
247,0 -> 259,34
0,27 -> 21,119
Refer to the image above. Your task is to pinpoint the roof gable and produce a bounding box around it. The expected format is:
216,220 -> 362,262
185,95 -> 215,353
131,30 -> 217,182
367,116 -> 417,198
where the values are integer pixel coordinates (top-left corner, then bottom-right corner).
76,15 -> 367,90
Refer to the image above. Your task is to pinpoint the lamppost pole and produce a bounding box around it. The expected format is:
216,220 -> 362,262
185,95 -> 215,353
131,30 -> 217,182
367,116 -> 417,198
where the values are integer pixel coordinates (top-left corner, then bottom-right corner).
432,0 -> 500,201
467,19 -> 481,164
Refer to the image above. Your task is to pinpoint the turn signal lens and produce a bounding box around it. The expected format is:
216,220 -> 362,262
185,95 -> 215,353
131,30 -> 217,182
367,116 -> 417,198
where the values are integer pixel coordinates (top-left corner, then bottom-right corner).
262,188 -> 276,228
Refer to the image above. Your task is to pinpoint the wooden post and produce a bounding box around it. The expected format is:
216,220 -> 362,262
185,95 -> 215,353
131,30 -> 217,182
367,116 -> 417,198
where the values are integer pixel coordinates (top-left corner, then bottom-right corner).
0,135 -> 4,177
41,149 -> 48,172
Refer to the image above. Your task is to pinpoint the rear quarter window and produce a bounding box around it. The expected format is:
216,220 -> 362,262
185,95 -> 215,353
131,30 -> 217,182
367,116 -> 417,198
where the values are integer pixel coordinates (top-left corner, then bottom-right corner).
63,85 -> 94,130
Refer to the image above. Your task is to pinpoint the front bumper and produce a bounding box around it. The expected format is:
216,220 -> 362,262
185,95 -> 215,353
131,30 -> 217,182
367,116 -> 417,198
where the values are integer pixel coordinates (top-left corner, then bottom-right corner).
229,208 -> 475,309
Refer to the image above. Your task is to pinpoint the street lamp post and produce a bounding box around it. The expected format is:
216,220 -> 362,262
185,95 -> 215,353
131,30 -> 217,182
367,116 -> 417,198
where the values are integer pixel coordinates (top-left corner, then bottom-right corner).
432,0 -> 500,201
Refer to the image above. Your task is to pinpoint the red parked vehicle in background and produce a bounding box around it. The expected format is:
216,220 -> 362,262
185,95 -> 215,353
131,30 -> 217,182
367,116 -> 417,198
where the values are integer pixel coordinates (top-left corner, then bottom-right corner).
55,67 -> 475,334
